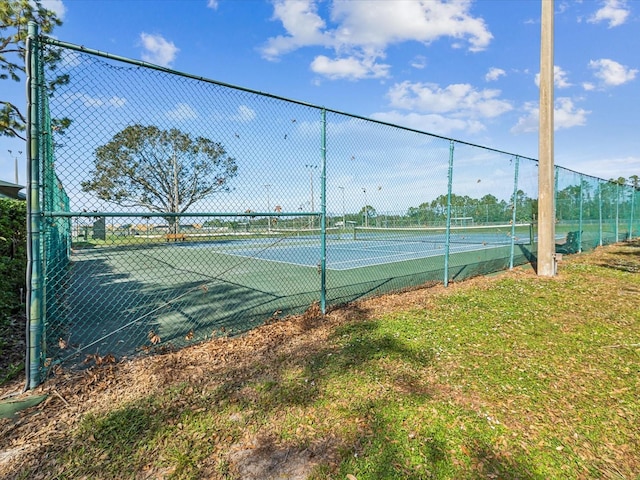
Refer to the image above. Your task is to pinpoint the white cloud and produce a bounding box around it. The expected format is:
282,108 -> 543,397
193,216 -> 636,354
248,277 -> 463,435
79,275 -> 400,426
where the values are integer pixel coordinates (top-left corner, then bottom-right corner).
511,97 -> 590,133
261,0 -> 330,60
535,65 -> 572,88
166,103 -> 198,121
554,98 -> 590,129
139,33 -> 179,67
555,66 -> 572,88
370,110 -> 482,136
510,104 -> 538,134
207,0 -> 219,9
261,0 -> 493,80
589,58 -> 637,86
41,0 -> 66,20
569,155 -> 640,180
108,97 -> 127,108
588,0 -> 630,28
234,105 -> 257,123
557,1 -> 570,15
60,92 -> 127,108
485,67 -> 506,82
582,82 -> 595,91
410,55 -> 427,70
386,81 -> 512,118
329,0 -> 492,51
369,80 -> 512,136
310,54 -> 390,80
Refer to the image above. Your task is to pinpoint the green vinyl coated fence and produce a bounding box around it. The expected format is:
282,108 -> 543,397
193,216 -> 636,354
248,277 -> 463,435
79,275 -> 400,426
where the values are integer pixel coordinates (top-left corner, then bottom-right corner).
25,24 -> 639,387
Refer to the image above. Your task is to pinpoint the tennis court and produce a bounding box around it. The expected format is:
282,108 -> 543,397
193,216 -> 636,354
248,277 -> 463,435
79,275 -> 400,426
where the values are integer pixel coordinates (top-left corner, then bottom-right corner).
175,223 -> 533,270
48,223 -> 533,366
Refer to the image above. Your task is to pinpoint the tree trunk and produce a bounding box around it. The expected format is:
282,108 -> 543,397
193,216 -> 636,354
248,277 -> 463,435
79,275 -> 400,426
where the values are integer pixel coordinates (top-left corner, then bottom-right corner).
167,216 -> 179,235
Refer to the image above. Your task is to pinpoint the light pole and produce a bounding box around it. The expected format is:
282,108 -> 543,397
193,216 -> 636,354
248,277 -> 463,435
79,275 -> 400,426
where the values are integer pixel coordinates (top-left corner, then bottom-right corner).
362,188 -> 368,227
377,185 -> 382,227
338,186 -> 345,228
264,184 -> 272,231
8,149 -> 22,184
305,164 -> 317,228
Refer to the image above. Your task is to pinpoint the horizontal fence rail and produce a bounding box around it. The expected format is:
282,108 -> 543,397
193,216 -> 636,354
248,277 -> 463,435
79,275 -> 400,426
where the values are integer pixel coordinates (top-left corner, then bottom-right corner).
25,25 -> 639,387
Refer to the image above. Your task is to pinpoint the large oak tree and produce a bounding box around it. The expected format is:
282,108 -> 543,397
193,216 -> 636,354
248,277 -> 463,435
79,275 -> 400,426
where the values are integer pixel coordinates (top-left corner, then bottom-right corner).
82,125 -> 238,233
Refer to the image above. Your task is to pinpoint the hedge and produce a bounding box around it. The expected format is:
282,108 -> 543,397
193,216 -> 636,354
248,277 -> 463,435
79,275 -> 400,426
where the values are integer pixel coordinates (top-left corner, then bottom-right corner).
0,198 -> 27,320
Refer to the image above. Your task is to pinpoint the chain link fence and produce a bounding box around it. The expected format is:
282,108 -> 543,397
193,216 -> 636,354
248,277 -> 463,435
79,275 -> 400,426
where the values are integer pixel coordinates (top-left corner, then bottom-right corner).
26,28 -> 639,386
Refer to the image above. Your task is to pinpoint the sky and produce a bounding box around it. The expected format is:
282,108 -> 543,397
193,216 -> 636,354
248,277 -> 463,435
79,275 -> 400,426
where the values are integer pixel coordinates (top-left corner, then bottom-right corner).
1,0 -> 639,197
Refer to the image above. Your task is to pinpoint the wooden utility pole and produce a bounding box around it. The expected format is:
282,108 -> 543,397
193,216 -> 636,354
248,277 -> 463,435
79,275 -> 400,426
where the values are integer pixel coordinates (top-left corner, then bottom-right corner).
538,0 -> 556,276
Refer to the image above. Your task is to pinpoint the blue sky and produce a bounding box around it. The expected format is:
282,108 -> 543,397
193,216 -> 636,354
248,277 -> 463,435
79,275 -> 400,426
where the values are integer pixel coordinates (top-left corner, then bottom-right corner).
1,0 -> 639,190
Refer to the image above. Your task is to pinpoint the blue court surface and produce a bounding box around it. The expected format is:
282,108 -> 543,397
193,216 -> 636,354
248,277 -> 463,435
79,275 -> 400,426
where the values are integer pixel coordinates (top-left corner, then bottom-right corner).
177,230 -> 531,270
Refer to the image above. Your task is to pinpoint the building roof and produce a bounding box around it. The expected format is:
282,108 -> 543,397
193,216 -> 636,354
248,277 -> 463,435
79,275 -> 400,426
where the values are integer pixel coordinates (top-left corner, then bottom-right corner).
0,179 -> 26,200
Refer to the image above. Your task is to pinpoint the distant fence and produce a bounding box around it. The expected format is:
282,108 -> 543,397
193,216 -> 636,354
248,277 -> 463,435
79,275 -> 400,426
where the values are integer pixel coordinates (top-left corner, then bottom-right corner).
25,24 -> 639,387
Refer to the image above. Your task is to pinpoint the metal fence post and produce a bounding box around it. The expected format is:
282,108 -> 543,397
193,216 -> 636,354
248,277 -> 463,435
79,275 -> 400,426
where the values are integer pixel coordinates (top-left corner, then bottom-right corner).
509,156 -> 520,269
26,21 -> 44,389
629,185 -> 636,239
598,181 -> 603,246
578,175 -> 584,252
320,108 -> 327,314
615,183 -> 620,242
444,140 -> 454,287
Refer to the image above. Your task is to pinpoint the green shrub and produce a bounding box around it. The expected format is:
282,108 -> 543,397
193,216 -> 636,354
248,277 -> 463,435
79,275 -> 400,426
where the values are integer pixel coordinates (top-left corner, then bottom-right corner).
0,198 -> 27,320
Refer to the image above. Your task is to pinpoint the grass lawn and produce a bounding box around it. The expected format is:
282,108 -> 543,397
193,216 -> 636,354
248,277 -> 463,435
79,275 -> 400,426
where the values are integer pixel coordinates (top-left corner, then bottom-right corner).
1,240 -> 638,479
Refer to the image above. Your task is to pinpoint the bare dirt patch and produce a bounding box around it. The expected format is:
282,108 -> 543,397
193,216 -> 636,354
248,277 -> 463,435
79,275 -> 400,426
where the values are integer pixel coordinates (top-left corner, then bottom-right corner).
226,435 -> 334,480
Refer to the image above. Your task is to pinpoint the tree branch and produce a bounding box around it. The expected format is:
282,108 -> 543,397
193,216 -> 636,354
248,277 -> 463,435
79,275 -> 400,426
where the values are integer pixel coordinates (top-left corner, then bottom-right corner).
2,101 -> 26,122
3,126 -> 26,141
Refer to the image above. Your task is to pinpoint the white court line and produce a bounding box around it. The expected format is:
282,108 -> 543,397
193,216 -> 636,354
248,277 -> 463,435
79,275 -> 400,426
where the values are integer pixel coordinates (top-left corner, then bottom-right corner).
212,245 -> 430,271
327,243 -> 506,271
330,242 -> 444,253
182,239 -> 514,272
218,249 -> 321,270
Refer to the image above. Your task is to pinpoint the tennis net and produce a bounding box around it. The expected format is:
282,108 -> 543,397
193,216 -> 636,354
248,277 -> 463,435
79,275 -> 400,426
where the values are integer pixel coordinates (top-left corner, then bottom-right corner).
353,223 -> 533,245
268,227 -> 342,240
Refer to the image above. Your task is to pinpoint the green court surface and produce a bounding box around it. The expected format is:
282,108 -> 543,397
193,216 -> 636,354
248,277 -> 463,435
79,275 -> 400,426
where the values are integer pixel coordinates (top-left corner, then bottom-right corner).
47,234 -> 534,367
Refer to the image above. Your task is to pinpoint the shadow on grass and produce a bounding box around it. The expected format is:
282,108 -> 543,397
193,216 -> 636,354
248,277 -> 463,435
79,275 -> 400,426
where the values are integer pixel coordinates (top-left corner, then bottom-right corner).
593,239 -> 640,274
336,398 -> 451,479
334,396 -> 543,479
464,440 -> 545,480
6,299 -> 550,479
